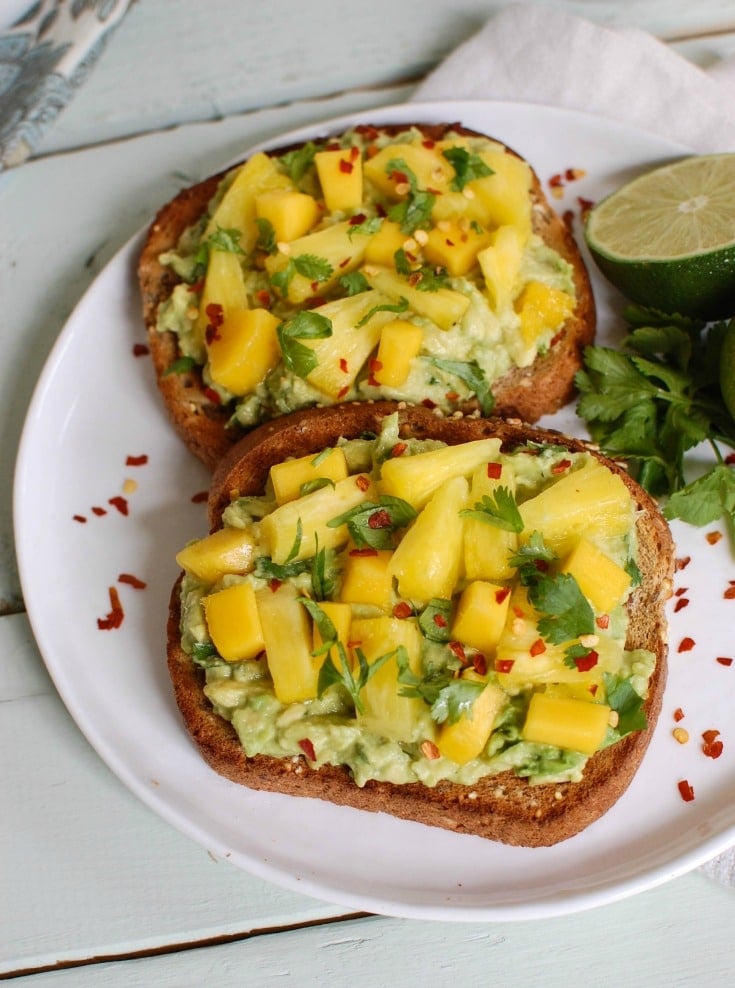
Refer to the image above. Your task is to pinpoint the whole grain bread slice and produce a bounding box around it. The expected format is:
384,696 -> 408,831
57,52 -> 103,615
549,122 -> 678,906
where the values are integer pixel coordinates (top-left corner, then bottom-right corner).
139,123 -> 596,470
167,402 -> 673,847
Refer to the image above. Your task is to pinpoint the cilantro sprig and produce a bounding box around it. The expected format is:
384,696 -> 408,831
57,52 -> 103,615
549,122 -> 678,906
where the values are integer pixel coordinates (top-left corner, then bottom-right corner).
385,157 -> 435,233
396,651 -> 485,725
460,486 -> 523,533
276,310 -> 333,378
442,146 -> 493,191
327,495 -> 417,549
427,357 -> 494,415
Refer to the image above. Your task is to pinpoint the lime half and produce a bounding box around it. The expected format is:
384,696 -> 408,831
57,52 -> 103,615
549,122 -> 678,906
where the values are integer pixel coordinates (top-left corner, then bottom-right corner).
585,153 -> 735,320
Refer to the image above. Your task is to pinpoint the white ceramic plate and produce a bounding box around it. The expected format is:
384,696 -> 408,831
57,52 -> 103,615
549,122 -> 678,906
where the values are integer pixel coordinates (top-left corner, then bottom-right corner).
14,100 -> 735,921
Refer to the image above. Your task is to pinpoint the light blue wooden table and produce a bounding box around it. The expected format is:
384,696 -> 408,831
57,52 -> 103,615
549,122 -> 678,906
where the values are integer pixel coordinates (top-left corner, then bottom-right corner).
3,1 -> 735,982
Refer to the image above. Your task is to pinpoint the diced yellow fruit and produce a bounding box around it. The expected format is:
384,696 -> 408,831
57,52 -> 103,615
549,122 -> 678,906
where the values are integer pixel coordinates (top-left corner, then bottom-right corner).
423,220 -> 491,277
301,290 -> 397,398
265,221 -> 371,303
363,265 -> 470,331
515,281 -> 575,346
373,320 -> 423,387
477,225 -> 525,312
312,601 -> 352,654
195,250 -> 249,349
363,143 -> 454,199
463,461 -> 517,582
269,447 -> 348,506
203,582 -> 264,662
205,152 -> 293,245
364,220 -> 409,266
562,538 -> 632,614
255,189 -> 319,242
519,458 -> 633,558
451,581 -> 511,655
389,476 -> 467,603
256,582 -> 319,704
521,692 -> 611,755
176,527 -> 257,583
260,474 -> 376,564
314,147 -> 364,212
472,150 -> 533,237
437,673 -> 506,763
340,549 -> 394,611
207,307 -> 281,395
351,616 -> 430,743
379,437 -> 501,510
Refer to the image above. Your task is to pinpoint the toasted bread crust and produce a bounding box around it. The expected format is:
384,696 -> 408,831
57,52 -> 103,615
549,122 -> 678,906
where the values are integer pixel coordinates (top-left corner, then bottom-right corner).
139,123 -> 596,469
168,402 -> 673,847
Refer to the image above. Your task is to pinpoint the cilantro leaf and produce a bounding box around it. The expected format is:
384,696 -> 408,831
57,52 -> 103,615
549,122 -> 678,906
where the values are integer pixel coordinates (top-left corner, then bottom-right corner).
318,641 -> 400,714
384,157 -> 435,233
663,462 -> 735,527
418,598 -> 453,643
442,146 -> 493,191
299,477 -> 336,497
279,141 -> 318,183
191,641 -> 220,668
254,555 -> 309,581
355,296 -> 409,328
298,598 -> 337,654
339,271 -> 370,296
163,355 -> 197,377
460,486 -> 523,533
530,572 -> 595,645
431,677 -> 486,725
603,673 -> 648,735
327,495 -> 417,549
255,217 -> 277,254
310,539 -> 338,600
427,357 -> 494,415
277,310 -> 333,378
508,531 -> 557,584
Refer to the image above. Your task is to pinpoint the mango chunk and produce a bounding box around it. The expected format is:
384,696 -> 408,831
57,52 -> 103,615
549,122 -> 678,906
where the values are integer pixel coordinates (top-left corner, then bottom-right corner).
255,189 -> 319,243
562,538 -> 632,614
423,220 -> 491,277
521,692 -> 611,755
463,461 -> 518,583
364,220 -> 410,267
437,673 -> 506,763
205,152 -> 293,245
472,150 -> 533,237
256,582 -> 319,704
207,307 -> 281,395
340,549 -> 394,612
363,264 -> 470,331
515,281 -> 575,346
451,581 -> 511,655
314,147 -> 364,212
203,582 -> 264,662
477,224 -> 525,312
373,320 -> 423,387
312,600 -> 353,655
269,447 -> 349,506
176,527 -> 257,583
363,142 -> 454,199
379,437 -> 500,510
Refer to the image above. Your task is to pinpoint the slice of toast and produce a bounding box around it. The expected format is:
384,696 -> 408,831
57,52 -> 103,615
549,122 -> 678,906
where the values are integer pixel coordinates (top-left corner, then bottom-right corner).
167,402 -> 673,847
139,123 -> 596,469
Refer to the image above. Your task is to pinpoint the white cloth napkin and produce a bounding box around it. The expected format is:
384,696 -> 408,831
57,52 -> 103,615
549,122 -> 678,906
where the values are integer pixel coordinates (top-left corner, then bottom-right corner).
415,2 -> 735,884
413,2 -> 735,153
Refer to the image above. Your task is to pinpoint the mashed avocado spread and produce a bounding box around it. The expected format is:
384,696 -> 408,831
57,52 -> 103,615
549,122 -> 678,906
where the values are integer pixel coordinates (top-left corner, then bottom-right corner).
177,415 -> 654,788
157,126 -> 577,429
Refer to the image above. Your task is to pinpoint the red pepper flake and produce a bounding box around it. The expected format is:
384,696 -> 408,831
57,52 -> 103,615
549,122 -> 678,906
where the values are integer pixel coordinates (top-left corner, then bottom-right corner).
575,650 -> 599,672
716,656 -> 734,667
203,386 -> 221,405
677,779 -> 696,802
72,514 -> 87,523
678,636 -> 696,653
337,385 -> 350,398
676,556 -> 691,571
702,730 -> 724,759
420,398 -> 436,410
392,602 -> 413,619
97,586 -> 124,630
726,452 -> 735,466
132,343 -> 149,357
298,738 -> 316,761
549,173 -> 564,188
706,530 -> 723,545
368,508 -> 392,529
338,257 -> 351,269
724,586 -> 735,600
577,197 -> 594,219
339,357 -> 349,374
118,573 -> 147,590
674,586 -> 688,597
551,458 -> 572,474
108,496 -> 129,516
91,506 -> 107,516
347,639 -> 362,649
495,587 -> 511,605
125,454 -> 148,467
422,139 -> 436,149
487,462 -> 502,480
349,212 -> 367,226
355,124 -> 379,140
191,490 -> 208,504
349,547 -> 378,557
391,442 -> 408,458
674,597 -> 690,612
673,707 -> 685,722
473,653 -> 487,676
390,169 -> 409,185
449,641 -> 467,663
369,358 -> 383,374
445,391 -> 460,402
529,638 -> 546,657
433,613 -> 448,628
562,209 -> 574,230
268,578 -> 282,593
496,659 -> 514,674
595,614 -> 610,630
355,475 -> 371,492
256,289 -> 272,308
512,606 -> 525,619
339,157 -> 354,175
205,302 -> 224,328
549,329 -> 565,348
589,683 -> 599,697
188,278 -> 205,294
367,373 -> 380,387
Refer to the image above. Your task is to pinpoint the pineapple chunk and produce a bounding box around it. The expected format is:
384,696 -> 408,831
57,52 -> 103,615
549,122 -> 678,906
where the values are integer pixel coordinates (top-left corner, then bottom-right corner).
351,616 -> 430,743
363,264 -> 470,331
265,221 -> 371,303
255,582 -> 319,704
423,220 -> 491,277
340,549 -> 394,611
195,250 -> 249,349
205,152 -> 292,245
260,474 -> 375,564
463,461 -> 518,582
388,475 -> 467,603
522,692 -> 611,755
562,538 -> 632,614
270,447 -> 348,505
451,581 -> 511,655
203,582 -> 264,662
519,458 -> 633,558
472,150 -> 533,237
314,147 -> 364,212
515,281 -> 575,346
255,189 -> 319,243
379,437 -> 500,510
176,527 -> 257,583
364,220 -> 409,266
301,290 -> 397,398
363,142 -> 454,199
373,320 -> 423,387
207,307 -> 281,395
477,224 -> 526,312
312,600 -> 352,655
436,672 -> 506,763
